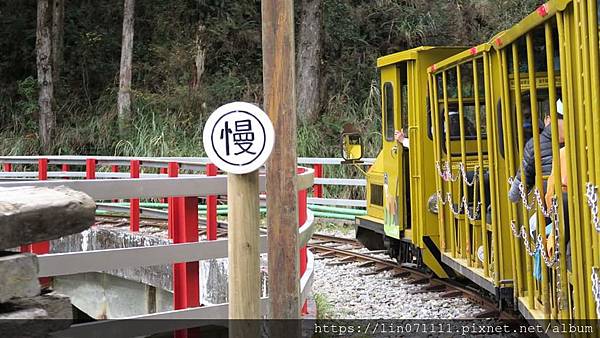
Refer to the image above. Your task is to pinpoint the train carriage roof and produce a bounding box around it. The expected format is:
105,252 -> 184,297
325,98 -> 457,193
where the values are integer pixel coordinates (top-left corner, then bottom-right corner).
376,46 -> 466,68
428,43 -> 492,74
491,0 -> 571,50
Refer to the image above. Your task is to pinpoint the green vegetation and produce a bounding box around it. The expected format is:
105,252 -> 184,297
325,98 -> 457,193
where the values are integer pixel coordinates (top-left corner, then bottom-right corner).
315,221 -> 355,235
0,0 -> 545,161
314,293 -> 336,319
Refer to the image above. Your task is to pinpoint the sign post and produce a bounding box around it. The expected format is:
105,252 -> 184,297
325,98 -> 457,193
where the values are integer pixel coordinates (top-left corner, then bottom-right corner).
203,102 -> 274,337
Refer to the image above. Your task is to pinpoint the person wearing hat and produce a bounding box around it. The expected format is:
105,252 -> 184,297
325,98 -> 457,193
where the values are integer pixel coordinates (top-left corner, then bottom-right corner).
508,98 -> 565,204
508,98 -> 566,280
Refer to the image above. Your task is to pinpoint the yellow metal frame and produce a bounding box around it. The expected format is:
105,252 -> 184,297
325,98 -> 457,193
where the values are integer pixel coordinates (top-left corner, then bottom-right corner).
359,0 -> 600,321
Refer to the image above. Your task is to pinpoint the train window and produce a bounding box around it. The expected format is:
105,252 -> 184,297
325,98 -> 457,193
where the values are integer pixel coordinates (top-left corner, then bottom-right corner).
370,184 -> 383,206
507,31 -> 552,74
439,105 -> 479,139
435,63 -> 486,141
384,82 -> 395,141
497,89 -> 558,158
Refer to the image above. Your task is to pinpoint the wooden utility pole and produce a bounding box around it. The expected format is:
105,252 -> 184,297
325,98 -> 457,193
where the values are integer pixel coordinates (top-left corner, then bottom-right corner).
118,0 -> 135,137
227,172 -> 260,337
36,0 -> 54,153
262,0 -> 299,321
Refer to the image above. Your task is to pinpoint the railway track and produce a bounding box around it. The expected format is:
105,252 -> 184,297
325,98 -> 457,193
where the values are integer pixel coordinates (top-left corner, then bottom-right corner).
309,233 -> 518,320
95,216 -> 229,238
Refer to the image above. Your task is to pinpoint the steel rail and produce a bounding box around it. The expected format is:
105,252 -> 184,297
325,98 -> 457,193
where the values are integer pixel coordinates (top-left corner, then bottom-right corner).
308,238 -> 520,320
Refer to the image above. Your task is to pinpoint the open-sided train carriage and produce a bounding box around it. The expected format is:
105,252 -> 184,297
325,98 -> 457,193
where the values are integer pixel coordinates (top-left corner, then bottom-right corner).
345,0 -> 600,322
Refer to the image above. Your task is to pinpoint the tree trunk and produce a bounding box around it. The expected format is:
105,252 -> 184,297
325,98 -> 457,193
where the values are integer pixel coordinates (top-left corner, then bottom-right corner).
36,0 -> 54,153
296,0 -> 323,123
192,24 -> 206,91
118,0 -> 135,137
51,0 -> 64,86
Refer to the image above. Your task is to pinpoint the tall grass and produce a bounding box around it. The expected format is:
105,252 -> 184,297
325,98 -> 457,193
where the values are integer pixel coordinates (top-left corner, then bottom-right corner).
0,80 -> 380,200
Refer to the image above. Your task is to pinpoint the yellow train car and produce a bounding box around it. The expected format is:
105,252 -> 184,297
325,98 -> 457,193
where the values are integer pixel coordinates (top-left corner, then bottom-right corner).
349,46 -> 464,278
345,0 -> 600,321
428,43 -> 516,302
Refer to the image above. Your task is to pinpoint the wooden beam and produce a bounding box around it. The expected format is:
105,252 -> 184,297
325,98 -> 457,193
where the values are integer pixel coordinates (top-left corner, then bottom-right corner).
262,0 -> 299,320
228,172 -> 260,337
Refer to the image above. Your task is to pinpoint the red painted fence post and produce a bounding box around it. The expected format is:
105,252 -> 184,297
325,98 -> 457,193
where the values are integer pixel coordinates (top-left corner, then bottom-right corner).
86,158 -> 96,180
297,167 -> 308,314
130,160 -> 140,232
313,163 -> 323,198
206,163 -> 218,241
61,164 -> 70,179
111,165 -> 119,202
26,158 -> 50,254
167,162 -> 179,239
3,163 -> 12,172
173,196 -> 200,310
160,167 -> 168,203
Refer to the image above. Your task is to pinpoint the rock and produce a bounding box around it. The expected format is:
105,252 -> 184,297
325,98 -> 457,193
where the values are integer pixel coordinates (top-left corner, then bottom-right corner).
0,293 -> 72,337
0,186 -> 96,250
0,252 -> 39,303
11,292 -> 73,319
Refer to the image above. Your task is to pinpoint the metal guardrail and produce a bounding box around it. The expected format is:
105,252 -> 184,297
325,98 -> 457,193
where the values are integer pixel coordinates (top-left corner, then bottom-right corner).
0,156 -> 370,208
52,248 -> 314,338
2,160 -> 316,329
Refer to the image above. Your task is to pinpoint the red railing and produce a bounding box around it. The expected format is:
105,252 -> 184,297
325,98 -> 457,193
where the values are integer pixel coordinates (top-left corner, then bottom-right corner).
297,167 -> 308,314
0,156 -> 314,321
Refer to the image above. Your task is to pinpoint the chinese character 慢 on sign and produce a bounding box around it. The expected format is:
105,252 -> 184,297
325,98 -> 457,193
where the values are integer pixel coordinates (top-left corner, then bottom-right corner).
203,102 -> 274,174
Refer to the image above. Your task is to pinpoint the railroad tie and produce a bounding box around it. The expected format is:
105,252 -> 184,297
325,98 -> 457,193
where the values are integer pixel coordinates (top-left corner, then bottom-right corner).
338,256 -> 358,263
326,261 -> 352,266
409,283 -> 446,294
391,270 -> 412,278
439,290 -> 463,298
316,251 -> 336,258
473,309 -> 500,319
360,265 -> 392,276
408,276 -> 430,285
357,261 -> 376,268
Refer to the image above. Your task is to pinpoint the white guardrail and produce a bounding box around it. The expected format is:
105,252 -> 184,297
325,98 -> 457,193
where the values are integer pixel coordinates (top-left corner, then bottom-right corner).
0,162 -> 316,336
0,156 -> 374,208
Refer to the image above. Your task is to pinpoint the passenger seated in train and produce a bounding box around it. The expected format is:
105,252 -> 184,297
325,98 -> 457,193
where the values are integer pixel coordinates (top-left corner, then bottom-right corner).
508,99 -> 563,203
515,99 -> 567,280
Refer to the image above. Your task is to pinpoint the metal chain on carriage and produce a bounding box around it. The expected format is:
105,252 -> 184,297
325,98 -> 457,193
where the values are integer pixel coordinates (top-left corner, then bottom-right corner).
586,183 -> 600,317
436,161 -> 480,219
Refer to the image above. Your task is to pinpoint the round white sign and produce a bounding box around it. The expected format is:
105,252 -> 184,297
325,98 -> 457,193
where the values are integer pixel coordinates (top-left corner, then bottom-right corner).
203,102 -> 275,174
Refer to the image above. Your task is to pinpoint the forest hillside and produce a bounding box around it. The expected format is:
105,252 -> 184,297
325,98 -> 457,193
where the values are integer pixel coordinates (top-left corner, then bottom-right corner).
0,0 -> 545,158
